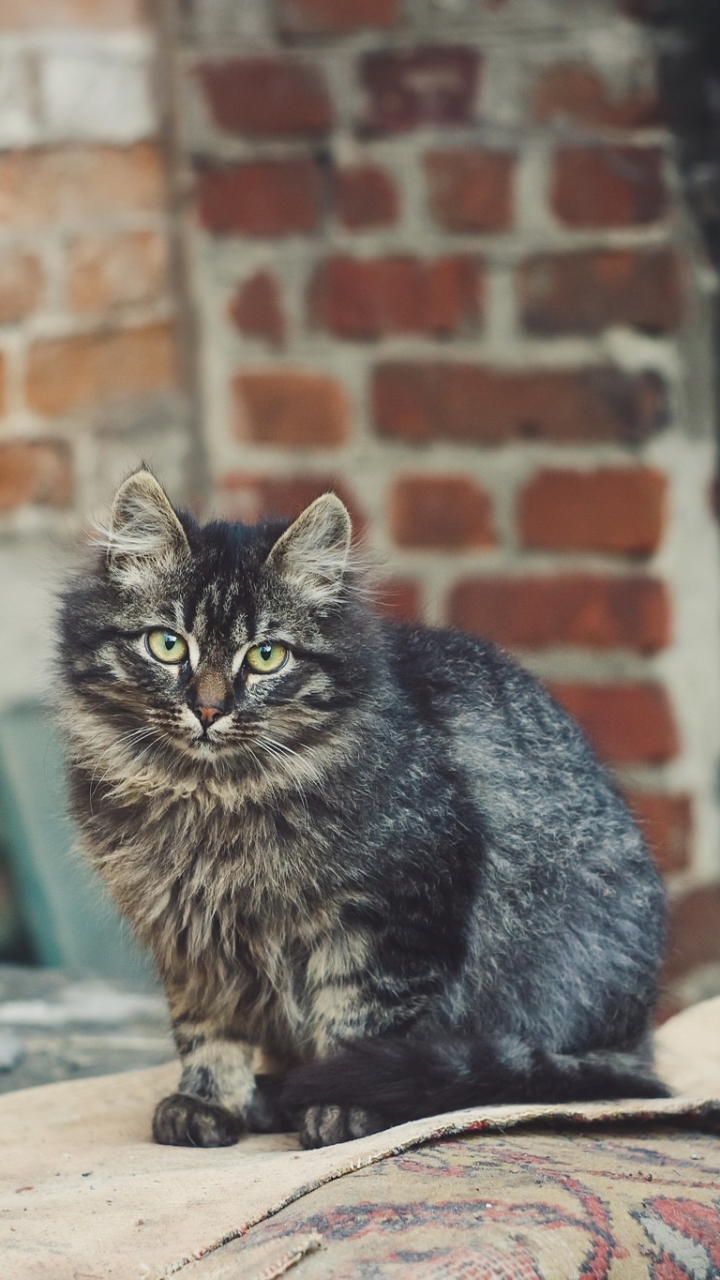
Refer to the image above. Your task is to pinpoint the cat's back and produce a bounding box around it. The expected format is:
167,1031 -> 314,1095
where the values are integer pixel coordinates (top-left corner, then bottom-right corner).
378,617 -> 647,861
378,618 -> 665,1049
380,618 -> 576,744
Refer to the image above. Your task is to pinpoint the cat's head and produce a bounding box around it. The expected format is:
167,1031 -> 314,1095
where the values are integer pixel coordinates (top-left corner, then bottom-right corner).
58,468 -> 378,778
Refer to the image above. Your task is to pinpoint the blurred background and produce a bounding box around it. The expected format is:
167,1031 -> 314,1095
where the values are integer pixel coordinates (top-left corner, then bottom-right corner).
0,0 -> 719,1083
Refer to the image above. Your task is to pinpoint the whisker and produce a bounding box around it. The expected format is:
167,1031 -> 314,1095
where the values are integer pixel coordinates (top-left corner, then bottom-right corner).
89,723 -> 173,803
259,735 -> 303,760
255,737 -> 311,818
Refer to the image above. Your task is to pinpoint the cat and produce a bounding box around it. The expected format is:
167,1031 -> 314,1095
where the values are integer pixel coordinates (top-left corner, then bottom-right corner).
57,467 -> 668,1149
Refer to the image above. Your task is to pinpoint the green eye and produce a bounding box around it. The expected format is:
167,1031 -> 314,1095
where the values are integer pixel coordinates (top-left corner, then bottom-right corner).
146,629 -> 189,664
245,642 -> 288,675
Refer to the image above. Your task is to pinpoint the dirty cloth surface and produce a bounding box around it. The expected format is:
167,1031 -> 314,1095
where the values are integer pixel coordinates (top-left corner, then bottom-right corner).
1,998 -> 719,1280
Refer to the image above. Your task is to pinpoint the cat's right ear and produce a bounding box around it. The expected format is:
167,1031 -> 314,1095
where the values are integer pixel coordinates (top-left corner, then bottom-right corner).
103,469 -> 189,583
265,493 -> 352,603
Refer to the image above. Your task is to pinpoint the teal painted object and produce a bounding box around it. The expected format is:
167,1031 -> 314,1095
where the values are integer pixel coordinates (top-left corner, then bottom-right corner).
0,703 -> 155,985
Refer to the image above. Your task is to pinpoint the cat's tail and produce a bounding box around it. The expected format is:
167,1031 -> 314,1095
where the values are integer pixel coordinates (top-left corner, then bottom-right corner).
281,1030 -> 669,1130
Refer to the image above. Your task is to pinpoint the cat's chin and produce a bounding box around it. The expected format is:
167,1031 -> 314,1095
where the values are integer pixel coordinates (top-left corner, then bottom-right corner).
185,734 -> 248,762
188,735 -> 230,757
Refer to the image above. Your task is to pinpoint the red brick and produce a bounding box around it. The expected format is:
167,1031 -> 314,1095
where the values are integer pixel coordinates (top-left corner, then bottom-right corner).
0,144 -> 164,227
449,575 -> 670,654
372,363 -> 666,447
229,272 -> 285,348
310,256 -> 482,340
547,682 -> 679,764
664,887 -> 720,985
552,146 -> 667,228
0,440 -> 72,512
360,48 -> 480,133
0,249 -> 43,324
624,791 -> 691,876
66,230 -> 168,313
232,371 -> 349,447
532,63 -> 661,129
425,150 -> 514,232
390,476 -> 494,550
218,472 -> 363,531
336,165 -> 398,230
27,323 -> 178,417
197,160 -> 323,237
277,0 -> 400,35
375,579 -> 423,624
518,249 -> 684,337
520,467 -> 667,557
197,59 -> 331,138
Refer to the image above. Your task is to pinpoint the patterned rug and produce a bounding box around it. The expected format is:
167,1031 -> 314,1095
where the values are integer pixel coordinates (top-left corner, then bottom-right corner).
183,1125 -> 720,1279
3,998 -> 720,1278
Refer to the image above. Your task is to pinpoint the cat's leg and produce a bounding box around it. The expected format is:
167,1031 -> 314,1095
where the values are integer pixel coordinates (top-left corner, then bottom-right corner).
152,1034 -> 252,1147
295,931 -> 427,1147
153,1014 -> 283,1147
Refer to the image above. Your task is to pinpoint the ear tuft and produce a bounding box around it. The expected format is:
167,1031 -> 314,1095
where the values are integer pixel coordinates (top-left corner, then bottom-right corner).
102,468 -> 189,582
265,493 -> 352,603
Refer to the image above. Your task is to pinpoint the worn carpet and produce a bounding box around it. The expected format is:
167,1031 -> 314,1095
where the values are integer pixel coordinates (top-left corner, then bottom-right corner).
1,997 -> 719,1279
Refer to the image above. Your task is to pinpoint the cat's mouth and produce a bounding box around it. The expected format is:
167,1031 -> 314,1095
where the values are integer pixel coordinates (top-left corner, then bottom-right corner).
178,707 -> 291,766
176,704 -> 234,753
185,723 -> 256,759
189,726 -> 231,753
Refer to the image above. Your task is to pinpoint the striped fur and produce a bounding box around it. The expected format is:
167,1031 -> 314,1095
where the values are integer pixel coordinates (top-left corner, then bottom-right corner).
57,469 -> 668,1148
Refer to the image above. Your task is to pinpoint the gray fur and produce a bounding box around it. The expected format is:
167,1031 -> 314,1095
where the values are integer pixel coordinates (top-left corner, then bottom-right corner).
57,469 -> 667,1148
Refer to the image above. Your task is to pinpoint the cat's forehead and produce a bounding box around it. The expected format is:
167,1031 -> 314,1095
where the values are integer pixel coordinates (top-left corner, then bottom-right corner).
183,572 -> 251,642
167,519 -> 268,636
180,524 -> 316,646
177,539 -> 264,641
107,514 -> 322,645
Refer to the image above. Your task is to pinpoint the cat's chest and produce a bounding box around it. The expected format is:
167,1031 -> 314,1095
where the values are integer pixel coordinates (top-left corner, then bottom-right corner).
89,773 -> 323,894
159,872 -> 343,1056
78,770 -> 375,1055
87,775 -> 336,954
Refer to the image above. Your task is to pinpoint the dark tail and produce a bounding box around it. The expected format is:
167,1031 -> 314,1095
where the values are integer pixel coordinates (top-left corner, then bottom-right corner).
281,1031 -> 669,1126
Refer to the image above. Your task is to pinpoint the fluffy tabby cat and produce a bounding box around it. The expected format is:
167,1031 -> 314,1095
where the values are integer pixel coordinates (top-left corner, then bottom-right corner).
57,468 -> 668,1149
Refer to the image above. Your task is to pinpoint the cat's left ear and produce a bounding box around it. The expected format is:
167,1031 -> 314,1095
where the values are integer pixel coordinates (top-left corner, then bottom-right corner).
105,468 -> 190,582
265,494 -> 351,603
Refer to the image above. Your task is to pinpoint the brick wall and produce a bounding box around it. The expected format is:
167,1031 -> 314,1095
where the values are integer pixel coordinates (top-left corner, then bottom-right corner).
0,0 -> 718,1008
0,0 -> 193,711
178,0 -> 720,1010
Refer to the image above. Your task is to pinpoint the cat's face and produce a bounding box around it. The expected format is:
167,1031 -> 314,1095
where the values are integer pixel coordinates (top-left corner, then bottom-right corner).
59,470 -> 371,778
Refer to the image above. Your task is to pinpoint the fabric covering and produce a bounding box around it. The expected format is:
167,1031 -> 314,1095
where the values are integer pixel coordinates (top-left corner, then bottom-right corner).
1,997 -> 719,1280
181,1125 -> 720,1280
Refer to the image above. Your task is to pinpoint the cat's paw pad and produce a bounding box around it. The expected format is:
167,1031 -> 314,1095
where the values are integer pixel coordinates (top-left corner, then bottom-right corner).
298,1104 -> 386,1148
152,1092 -> 243,1147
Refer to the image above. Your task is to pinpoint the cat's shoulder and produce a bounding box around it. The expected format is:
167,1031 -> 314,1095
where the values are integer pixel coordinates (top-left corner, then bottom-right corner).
379,618 -> 497,666
376,618 -> 537,708
375,619 -> 599,773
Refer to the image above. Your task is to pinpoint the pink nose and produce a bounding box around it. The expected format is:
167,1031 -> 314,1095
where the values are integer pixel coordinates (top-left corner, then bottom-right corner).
195,704 -> 224,727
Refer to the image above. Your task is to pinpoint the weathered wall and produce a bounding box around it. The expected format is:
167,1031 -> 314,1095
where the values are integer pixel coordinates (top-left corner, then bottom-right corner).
0,0 -> 193,710
0,0 -> 718,1007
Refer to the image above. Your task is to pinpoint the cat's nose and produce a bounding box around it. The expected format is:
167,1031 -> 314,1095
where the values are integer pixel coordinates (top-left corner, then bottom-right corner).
194,703 -> 225,727
190,672 -> 232,728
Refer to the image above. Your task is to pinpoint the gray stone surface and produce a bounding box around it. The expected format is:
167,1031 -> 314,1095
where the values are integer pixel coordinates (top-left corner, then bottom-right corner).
0,965 -> 174,1094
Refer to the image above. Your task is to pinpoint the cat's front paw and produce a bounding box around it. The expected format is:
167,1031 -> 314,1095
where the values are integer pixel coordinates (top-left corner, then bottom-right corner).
152,1092 -> 243,1147
298,1104 -> 386,1148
